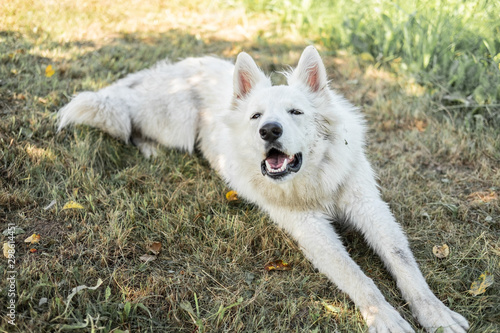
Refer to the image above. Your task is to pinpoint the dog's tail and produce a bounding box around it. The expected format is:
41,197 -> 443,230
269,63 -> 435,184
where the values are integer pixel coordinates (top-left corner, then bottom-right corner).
57,91 -> 132,143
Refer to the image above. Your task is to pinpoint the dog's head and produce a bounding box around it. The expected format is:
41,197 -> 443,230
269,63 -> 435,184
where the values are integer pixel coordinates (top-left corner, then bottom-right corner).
229,46 -> 338,184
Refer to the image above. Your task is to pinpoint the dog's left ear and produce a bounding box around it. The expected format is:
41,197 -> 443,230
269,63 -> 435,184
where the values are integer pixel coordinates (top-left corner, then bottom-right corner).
289,46 -> 328,93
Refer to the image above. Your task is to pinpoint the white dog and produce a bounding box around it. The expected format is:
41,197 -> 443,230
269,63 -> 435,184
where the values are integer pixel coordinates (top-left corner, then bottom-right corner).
58,46 -> 469,332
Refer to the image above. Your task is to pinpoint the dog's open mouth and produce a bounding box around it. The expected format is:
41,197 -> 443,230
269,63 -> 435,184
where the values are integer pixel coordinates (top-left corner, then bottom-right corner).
261,148 -> 302,179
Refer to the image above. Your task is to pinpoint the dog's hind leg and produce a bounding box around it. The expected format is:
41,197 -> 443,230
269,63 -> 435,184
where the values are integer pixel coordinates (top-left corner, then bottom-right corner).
130,132 -> 159,158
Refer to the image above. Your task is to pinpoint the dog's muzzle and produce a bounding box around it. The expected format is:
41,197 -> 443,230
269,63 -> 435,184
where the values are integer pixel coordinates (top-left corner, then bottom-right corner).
261,148 -> 303,179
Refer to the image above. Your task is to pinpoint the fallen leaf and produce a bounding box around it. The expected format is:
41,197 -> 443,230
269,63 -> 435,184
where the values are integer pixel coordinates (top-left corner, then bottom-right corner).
432,244 -> 450,258
30,248 -> 37,253
45,64 -> 55,77
414,119 -> 427,132
321,300 -> 341,314
14,93 -> 26,100
147,241 -> 162,255
468,272 -> 494,296
467,191 -> 498,204
24,233 -> 41,244
62,201 -> 84,210
226,190 -> 239,202
264,259 -> 291,271
3,243 -> 14,258
139,254 -> 157,263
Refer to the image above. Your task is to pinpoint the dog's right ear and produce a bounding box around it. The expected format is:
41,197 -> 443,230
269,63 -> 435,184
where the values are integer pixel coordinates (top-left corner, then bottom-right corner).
233,52 -> 268,99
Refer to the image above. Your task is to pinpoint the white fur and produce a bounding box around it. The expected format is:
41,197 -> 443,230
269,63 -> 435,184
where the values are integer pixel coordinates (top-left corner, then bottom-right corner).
58,46 -> 469,333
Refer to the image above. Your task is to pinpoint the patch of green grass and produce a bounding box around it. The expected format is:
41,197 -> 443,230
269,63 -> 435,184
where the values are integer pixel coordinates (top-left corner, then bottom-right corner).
1,0 -> 499,332
238,0 -> 500,121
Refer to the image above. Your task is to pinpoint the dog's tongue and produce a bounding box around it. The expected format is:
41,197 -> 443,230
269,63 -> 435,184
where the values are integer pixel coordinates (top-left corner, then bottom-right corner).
267,151 -> 287,169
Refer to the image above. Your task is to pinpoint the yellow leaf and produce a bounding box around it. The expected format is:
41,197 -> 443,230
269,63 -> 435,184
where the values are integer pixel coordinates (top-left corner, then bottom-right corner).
321,301 -> 341,314
468,272 -> 494,296
24,233 -> 41,244
45,64 -> 55,77
3,243 -> 14,258
226,190 -> 239,202
264,259 -> 291,271
62,201 -> 84,210
432,244 -> 450,258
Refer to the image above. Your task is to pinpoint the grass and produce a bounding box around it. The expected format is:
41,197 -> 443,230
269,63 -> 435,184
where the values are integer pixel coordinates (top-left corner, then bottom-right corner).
239,0 -> 500,121
1,0 -> 499,332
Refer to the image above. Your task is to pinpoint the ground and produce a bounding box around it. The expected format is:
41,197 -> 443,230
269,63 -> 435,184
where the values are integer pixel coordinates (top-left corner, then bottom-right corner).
1,1 -> 499,332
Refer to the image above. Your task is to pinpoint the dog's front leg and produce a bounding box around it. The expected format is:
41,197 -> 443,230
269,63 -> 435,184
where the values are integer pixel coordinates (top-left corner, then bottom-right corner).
268,209 -> 414,332
340,180 -> 469,333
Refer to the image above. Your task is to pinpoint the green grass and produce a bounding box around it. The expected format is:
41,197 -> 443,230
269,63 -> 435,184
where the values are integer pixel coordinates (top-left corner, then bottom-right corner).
1,0 -> 499,332
238,0 -> 500,121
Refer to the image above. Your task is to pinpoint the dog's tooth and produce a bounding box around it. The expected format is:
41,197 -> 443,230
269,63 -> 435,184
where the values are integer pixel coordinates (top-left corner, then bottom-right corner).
282,159 -> 288,171
265,160 -> 272,172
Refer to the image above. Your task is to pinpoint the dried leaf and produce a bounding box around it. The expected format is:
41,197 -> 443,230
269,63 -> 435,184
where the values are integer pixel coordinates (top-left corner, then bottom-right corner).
147,241 -> 162,255
226,190 -> 239,202
62,201 -> 84,210
45,64 -> 55,77
414,120 -> 427,132
321,301 -> 341,314
3,243 -> 14,258
467,191 -> 498,204
24,233 -> 41,244
468,272 -> 494,296
139,254 -> 157,263
432,244 -> 450,258
264,259 -> 291,271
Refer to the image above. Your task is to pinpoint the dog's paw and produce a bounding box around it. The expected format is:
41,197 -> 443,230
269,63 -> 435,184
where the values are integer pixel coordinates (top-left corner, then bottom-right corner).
412,299 -> 469,333
363,305 -> 415,333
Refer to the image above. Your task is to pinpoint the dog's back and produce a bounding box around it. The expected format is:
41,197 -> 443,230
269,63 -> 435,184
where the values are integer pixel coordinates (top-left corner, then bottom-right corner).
58,56 -> 234,156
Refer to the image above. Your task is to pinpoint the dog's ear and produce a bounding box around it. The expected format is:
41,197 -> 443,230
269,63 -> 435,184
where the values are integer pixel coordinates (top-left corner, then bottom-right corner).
290,46 -> 328,92
233,52 -> 268,99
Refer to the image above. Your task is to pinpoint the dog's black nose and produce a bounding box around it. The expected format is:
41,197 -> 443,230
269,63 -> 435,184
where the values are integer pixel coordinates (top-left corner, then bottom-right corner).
259,122 -> 283,142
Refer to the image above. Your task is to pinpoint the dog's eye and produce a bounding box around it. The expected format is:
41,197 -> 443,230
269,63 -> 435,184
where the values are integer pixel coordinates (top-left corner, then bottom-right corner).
288,109 -> 303,115
251,113 -> 262,120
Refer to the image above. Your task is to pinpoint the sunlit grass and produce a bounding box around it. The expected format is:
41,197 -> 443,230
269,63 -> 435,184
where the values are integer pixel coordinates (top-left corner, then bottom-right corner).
239,0 -> 500,114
